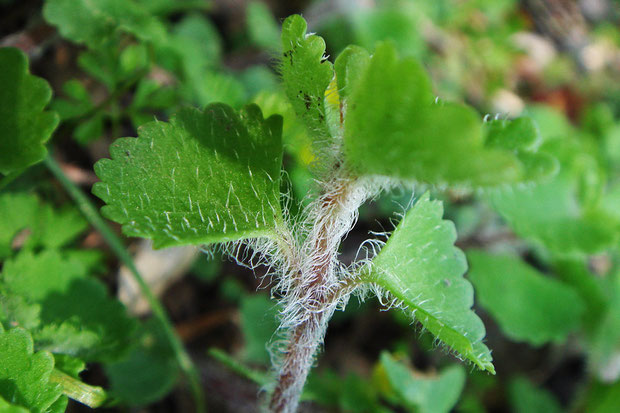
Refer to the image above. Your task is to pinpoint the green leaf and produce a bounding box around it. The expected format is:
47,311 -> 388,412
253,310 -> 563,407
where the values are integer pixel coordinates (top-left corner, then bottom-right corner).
351,9 -> 425,59
0,48 -> 58,174
51,80 -> 93,121
280,15 -> 334,147
585,380 -> 620,413
77,48 -> 122,91
362,192 -> 494,372
379,352 -> 466,413
53,354 -> 85,379
467,251 -> 585,345
589,277 -> 620,381
334,46 -> 370,102
0,192 -> 89,259
483,117 -> 558,181
240,293 -> 279,364
303,369 -> 384,412
247,1 -> 281,52
508,377 -> 563,413
134,0 -> 210,15
487,138 -> 618,254
343,43 -> 537,186
105,319 -> 179,406
0,250 -> 136,362
73,113 -> 104,144
0,328 -> 63,413
93,103 -> 284,248
0,395 -> 29,413
553,259 -> 607,338
43,0 -> 167,47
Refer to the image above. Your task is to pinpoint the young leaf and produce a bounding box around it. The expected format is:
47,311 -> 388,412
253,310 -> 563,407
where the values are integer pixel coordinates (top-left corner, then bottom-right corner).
467,251 -> 585,346
0,328 -> 63,413
342,42 -> 550,186
93,103 -> 284,248
0,250 -> 136,362
0,48 -> 59,174
361,193 -> 494,373
379,352 -> 466,413
280,15 -> 334,147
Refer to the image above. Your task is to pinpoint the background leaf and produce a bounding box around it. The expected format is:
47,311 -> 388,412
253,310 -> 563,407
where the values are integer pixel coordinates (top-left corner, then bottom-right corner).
105,319 -> 179,406
0,193 -> 88,259
508,377 -> 563,413
379,352 -> 466,413
0,48 -> 58,174
487,135 -> 618,255
0,328 -> 63,413
467,251 -> 585,345
43,0 -> 167,47
0,250 -> 136,362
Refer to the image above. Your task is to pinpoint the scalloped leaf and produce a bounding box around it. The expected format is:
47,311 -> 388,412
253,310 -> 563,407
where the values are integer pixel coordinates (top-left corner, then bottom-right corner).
0,48 -> 59,174
93,103 -> 283,248
0,250 -> 136,362
362,192 -> 494,372
0,328 -> 63,413
280,15 -> 334,147
468,251 -> 585,346
342,42 -> 551,186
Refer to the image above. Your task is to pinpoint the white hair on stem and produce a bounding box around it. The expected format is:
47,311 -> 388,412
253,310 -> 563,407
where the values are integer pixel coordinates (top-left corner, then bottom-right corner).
206,162 -> 401,412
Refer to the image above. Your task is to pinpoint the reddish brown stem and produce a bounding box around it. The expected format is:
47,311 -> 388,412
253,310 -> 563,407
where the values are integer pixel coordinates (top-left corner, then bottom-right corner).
269,174 -> 362,413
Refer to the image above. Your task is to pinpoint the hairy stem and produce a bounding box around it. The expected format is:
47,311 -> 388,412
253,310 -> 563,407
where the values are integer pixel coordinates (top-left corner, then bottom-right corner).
270,172 -> 366,413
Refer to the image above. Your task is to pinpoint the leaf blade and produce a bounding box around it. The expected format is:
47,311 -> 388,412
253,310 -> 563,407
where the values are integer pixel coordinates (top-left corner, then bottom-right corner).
363,193 -> 494,372
93,103 -> 284,248
343,42 -> 551,187
280,15 -> 334,148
